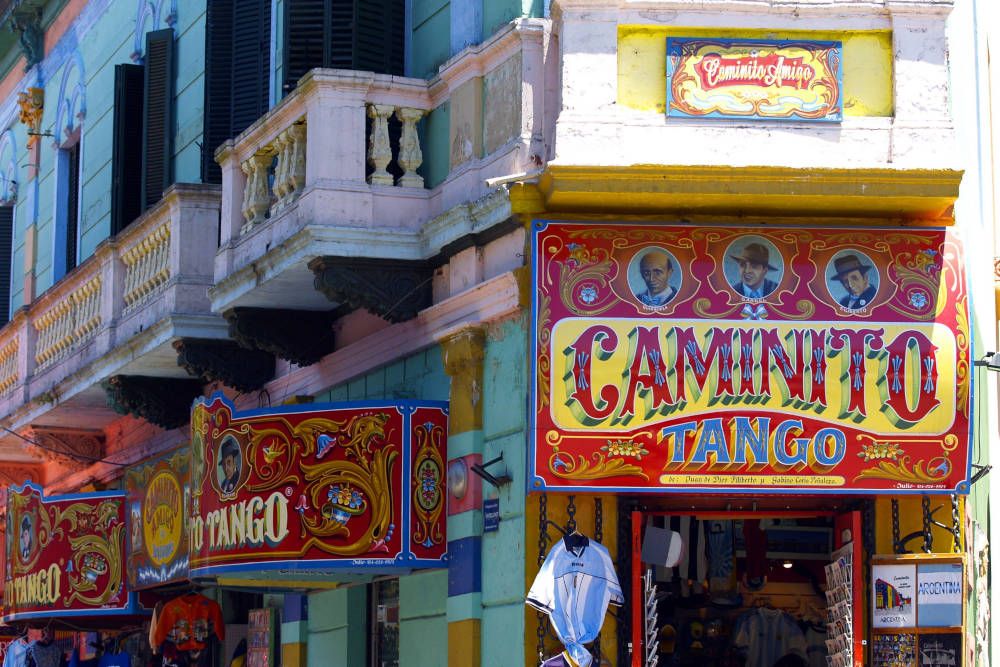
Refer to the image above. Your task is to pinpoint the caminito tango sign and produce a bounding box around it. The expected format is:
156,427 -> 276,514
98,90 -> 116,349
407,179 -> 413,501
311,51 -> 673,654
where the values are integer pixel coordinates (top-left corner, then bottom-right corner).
3,483 -> 131,620
125,448 -> 190,589
189,393 -> 448,577
666,38 -> 843,121
530,222 -> 972,494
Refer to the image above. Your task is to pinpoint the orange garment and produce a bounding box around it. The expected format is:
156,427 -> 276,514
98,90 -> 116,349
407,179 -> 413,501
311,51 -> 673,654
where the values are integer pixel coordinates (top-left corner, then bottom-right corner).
153,593 -> 225,652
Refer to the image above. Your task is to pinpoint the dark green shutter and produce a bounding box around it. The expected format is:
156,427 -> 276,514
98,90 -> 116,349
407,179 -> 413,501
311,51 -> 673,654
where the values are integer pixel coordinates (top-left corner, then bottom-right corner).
112,64 -> 144,234
202,0 -> 233,184
203,0 -> 271,184
0,206 -> 12,326
354,0 -> 404,75
65,143 -> 80,274
283,0 -> 405,95
284,0 -> 327,93
142,29 -> 174,210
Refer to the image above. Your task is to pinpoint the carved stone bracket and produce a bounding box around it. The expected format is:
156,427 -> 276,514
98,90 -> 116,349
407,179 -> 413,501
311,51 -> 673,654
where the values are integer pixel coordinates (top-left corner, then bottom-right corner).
22,426 -> 104,470
174,338 -> 275,393
11,9 -> 43,71
101,375 -> 204,430
308,256 -> 433,323
225,307 -> 338,367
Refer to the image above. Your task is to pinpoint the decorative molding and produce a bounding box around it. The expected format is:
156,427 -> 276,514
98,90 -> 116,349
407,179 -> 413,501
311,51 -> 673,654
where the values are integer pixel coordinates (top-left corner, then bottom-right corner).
17,87 -> 44,136
173,338 -> 275,393
309,257 -> 434,323
225,307 -> 339,367
101,375 -> 204,430
11,9 -> 43,71
22,426 -> 104,470
0,464 -> 39,486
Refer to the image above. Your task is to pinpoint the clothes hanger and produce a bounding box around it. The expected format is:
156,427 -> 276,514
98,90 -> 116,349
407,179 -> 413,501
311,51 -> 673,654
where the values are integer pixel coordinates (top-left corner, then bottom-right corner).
563,526 -> 589,552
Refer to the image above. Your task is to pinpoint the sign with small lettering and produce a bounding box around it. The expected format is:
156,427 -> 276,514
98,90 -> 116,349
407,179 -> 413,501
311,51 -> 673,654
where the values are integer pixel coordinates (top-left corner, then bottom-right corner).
667,38 -> 843,121
530,221 -> 972,493
189,393 -> 449,578
483,498 -> 500,533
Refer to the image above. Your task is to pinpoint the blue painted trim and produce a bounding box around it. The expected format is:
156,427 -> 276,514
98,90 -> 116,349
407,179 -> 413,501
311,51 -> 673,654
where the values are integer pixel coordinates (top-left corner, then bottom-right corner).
446,535 -> 481,597
189,555 -> 448,578
665,38 -> 844,123
9,480 -> 125,502
193,391 -> 448,420
528,219 -> 973,496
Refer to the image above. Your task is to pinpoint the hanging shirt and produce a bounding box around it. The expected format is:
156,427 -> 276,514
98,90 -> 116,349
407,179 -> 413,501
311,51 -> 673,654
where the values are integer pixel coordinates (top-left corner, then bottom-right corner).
4,638 -> 30,667
25,641 -> 64,667
526,538 -> 623,667
153,593 -> 225,652
733,608 -> 807,667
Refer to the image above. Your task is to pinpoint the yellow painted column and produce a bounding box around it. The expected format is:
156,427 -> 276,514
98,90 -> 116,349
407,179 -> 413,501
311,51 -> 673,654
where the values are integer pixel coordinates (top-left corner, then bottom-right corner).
441,326 -> 486,667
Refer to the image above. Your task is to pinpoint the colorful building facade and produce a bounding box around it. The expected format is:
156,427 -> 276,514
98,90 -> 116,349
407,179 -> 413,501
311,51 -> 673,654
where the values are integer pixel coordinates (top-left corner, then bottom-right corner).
0,0 -> 992,666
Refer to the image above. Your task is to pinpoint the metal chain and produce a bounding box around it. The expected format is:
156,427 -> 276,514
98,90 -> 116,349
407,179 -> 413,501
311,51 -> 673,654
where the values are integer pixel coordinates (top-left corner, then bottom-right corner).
950,494 -> 962,553
592,498 -> 604,664
922,495 -> 933,554
536,492 -> 549,664
891,499 -> 901,554
566,494 -> 577,532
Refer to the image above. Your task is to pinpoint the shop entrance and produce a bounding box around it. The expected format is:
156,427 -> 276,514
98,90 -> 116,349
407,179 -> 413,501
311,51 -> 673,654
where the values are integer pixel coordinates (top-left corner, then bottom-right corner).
630,509 -> 863,667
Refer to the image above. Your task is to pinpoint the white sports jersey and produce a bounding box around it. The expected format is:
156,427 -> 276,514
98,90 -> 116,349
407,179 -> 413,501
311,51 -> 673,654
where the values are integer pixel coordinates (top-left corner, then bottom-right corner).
526,538 -> 624,667
733,607 -> 807,667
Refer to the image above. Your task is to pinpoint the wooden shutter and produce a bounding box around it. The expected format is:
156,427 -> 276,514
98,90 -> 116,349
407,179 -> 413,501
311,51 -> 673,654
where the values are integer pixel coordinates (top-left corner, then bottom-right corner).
202,0 -> 233,184
142,29 -> 174,210
0,206 -> 13,326
202,0 -> 271,184
230,0 -> 271,132
284,0 -> 327,93
354,0 -> 405,75
112,64 -> 145,233
65,143 -> 80,274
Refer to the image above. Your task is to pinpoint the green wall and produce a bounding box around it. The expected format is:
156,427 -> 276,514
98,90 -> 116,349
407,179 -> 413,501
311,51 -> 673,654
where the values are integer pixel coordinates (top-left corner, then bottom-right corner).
8,0 -> 207,307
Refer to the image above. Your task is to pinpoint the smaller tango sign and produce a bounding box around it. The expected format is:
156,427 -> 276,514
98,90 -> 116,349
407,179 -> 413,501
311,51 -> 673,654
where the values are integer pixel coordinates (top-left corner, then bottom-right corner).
3,483 -> 136,621
125,449 -> 190,589
189,393 -> 448,578
667,38 -> 842,121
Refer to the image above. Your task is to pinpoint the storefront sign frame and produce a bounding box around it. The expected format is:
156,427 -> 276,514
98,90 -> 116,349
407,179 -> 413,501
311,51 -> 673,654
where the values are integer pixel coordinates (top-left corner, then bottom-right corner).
666,37 -> 843,122
3,482 -> 140,622
529,220 -> 974,495
188,393 -> 449,579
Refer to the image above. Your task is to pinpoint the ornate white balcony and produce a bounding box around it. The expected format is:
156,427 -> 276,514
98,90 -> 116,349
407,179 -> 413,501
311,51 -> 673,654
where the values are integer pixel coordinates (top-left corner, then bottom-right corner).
211,20 -> 547,314
0,184 -> 227,435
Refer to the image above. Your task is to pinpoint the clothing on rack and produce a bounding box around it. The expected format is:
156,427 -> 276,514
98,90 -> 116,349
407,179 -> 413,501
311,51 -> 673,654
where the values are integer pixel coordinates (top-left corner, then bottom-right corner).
4,637 -> 30,667
526,536 -> 623,667
153,593 -> 225,652
654,517 -> 708,596
733,607 -> 807,667
25,640 -> 65,667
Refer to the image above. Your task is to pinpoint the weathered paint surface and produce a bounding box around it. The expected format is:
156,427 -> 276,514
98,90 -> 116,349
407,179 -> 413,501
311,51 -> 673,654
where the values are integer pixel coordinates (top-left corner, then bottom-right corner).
618,27 -> 892,117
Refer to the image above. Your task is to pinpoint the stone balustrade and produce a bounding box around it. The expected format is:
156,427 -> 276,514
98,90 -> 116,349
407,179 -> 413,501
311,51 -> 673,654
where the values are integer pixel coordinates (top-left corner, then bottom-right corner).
217,69 -> 433,240
0,184 -> 221,401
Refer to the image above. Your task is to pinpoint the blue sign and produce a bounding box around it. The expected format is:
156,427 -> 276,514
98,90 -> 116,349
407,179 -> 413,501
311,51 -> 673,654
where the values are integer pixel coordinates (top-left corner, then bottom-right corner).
917,563 -> 963,627
483,498 -> 500,533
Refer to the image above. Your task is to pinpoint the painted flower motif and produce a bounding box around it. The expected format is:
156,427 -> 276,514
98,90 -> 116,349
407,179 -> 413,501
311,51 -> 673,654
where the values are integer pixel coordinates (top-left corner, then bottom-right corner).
859,442 -> 903,462
909,291 -> 928,309
601,439 -> 649,459
579,285 -> 598,304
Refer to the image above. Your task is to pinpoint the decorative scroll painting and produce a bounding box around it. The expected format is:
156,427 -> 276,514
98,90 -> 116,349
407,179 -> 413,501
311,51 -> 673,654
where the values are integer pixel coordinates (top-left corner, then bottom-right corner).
125,448 -> 190,589
530,221 -> 972,494
189,393 -> 448,578
3,483 -> 132,620
666,38 -> 842,121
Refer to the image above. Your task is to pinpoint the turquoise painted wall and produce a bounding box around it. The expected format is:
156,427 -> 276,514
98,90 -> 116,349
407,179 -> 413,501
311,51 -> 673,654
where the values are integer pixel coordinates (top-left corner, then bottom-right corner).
6,0 -> 207,307
480,315 -> 528,664
312,347 -> 449,666
417,102 -> 449,189
307,587 -> 368,667
411,0 -> 451,79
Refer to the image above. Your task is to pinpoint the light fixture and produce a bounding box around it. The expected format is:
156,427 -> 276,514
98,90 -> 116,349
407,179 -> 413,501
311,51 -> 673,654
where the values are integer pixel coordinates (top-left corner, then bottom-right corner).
782,560 -> 793,569
447,459 -> 468,500
974,352 -> 1000,371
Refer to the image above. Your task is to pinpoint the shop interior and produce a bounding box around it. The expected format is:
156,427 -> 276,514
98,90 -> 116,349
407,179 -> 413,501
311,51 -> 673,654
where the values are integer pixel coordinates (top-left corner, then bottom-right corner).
635,508 -> 860,667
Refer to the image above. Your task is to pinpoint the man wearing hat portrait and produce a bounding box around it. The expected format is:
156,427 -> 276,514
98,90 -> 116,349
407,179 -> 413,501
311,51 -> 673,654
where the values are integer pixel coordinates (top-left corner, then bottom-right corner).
830,254 -> 876,310
729,242 -> 780,299
218,438 -> 242,495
